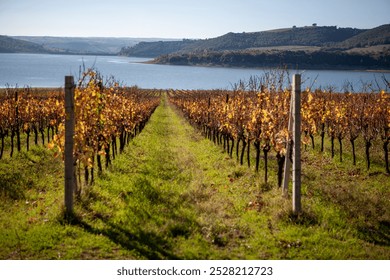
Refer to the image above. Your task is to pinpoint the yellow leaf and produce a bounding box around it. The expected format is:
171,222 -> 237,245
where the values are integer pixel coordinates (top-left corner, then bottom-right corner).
308,93 -> 313,103
47,142 -> 55,149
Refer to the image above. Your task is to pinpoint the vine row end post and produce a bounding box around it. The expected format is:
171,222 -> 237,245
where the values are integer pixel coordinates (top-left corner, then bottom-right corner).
292,74 -> 302,214
282,74 -> 302,214
64,76 -> 75,216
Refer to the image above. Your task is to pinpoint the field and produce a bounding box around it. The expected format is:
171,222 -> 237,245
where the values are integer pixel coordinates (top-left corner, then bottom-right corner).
0,73 -> 389,259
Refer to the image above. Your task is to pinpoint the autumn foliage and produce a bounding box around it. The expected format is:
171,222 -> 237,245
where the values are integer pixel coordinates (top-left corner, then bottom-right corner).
0,70 -> 161,190
168,85 -> 390,182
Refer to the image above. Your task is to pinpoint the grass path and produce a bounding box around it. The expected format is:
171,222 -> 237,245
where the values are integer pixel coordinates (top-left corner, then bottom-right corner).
0,95 -> 389,259
80,96 -> 259,259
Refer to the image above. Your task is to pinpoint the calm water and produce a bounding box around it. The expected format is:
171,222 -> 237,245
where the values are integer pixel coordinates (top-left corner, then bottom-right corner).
0,53 -> 389,91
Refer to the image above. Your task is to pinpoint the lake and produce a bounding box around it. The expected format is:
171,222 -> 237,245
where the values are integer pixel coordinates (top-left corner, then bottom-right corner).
0,53 -> 389,91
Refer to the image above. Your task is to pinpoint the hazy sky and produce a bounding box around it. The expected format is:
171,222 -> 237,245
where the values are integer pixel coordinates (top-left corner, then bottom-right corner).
0,0 -> 389,38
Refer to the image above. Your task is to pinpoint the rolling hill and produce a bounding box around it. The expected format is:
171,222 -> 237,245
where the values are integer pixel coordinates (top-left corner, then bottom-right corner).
119,24 -> 390,70
0,35 -> 48,53
119,25 -> 370,57
335,24 -> 390,48
1,36 -> 175,55
12,36 -> 172,55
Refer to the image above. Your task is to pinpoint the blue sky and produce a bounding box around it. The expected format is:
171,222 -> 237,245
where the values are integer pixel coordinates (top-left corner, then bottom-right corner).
0,0 -> 389,38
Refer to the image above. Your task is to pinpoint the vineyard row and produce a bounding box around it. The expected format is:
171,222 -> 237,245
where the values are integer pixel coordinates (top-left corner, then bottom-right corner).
0,71 -> 161,192
168,87 -> 390,184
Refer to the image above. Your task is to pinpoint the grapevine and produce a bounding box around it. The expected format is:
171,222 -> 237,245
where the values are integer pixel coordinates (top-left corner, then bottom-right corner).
0,70 -> 161,193
168,78 -> 390,184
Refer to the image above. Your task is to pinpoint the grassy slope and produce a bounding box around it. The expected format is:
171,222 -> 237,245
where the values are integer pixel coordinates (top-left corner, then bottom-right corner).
0,96 -> 389,259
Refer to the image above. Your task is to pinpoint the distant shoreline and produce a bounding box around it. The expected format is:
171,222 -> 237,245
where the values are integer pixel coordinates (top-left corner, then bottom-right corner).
143,59 -> 390,73
2,52 -> 388,72
1,51 -> 389,72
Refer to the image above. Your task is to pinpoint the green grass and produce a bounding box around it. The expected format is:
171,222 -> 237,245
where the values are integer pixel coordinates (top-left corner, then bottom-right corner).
0,95 -> 389,259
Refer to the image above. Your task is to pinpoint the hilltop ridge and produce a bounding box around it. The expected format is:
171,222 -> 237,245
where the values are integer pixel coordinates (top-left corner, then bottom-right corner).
119,24 -> 390,70
119,25 -> 373,57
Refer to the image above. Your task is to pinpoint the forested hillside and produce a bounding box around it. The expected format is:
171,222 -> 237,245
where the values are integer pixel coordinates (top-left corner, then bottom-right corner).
119,39 -> 196,57
121,24 -> 390,69
119,25 -> 369,57
335,24 -> 390,48
153,48 -> 390,70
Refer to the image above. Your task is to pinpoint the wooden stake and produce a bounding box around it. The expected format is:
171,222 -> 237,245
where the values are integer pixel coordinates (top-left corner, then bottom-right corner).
282,74 -> 302,214
282,90 -> 293,196
292,74 -> 302,214
64,76 -> 75,215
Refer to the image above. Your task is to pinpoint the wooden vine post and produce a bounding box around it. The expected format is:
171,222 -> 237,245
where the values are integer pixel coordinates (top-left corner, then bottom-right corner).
64,76 -> 75,215
282,92 -> 293,196
282,74 -> 302,214
292,74 -> 302,213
